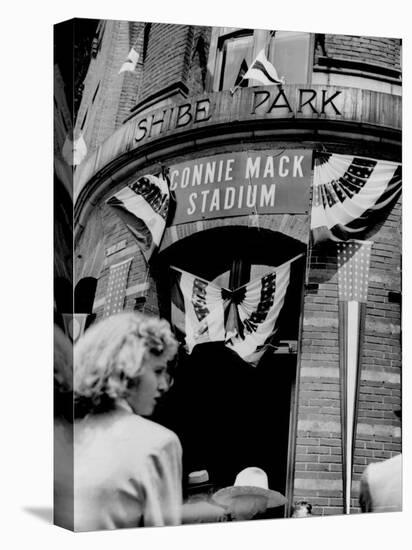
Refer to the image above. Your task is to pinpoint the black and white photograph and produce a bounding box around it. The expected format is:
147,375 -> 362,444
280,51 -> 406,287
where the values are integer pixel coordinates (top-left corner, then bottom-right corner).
53,11 -> 403,533
3,2 -> 408,549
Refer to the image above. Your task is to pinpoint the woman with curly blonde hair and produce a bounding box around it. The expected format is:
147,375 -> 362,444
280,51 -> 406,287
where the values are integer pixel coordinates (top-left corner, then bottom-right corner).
54,312 -> 182,532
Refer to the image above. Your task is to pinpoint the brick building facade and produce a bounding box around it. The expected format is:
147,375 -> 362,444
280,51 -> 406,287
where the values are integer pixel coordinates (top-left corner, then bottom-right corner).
56,20 -> 402,519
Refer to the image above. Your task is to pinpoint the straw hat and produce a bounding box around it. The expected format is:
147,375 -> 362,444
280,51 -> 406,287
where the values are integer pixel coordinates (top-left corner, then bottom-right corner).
213,467 -> 287,508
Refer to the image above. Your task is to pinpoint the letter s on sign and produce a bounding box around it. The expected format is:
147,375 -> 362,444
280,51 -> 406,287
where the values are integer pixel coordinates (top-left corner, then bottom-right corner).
187,193 -> 197,215
135,118 -> 148,142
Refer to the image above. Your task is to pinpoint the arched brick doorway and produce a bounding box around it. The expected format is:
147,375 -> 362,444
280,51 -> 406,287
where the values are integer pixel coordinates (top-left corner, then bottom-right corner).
152,226 -> 307,516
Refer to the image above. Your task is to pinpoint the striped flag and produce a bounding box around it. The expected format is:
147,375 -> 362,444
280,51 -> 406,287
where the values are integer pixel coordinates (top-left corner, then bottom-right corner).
337,239 -> 372,514
107,174 -> 169,262
170,255 -> 300,363
171,268 -> 226,352
119,47 -> 140,74
226,261 -> 291,363
103,258 -> 132,318
311,153 -> 401,244
242,49 -> 285,86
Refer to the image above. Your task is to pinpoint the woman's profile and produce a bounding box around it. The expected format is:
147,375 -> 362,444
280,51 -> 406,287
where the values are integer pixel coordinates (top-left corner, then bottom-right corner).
54,312 -> 182,531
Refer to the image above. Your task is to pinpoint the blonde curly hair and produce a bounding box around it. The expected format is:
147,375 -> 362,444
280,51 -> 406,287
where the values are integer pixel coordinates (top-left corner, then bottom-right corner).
74,312 -> 178,417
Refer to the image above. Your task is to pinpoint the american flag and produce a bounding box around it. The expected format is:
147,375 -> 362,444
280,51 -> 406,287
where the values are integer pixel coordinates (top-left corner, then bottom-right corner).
170,255 -> 300,363
336,239 -> 373,513
311,153 -> 401,244
107,174 -> 169,262
337,240 -> 372,302
103,258 -> 132,318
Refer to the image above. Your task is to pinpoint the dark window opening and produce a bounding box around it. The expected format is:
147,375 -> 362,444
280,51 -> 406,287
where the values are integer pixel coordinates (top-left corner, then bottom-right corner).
142,23 -> 152,62
75,277 -> 98,313
217,31 -> 253,91
54,277 -> 73,312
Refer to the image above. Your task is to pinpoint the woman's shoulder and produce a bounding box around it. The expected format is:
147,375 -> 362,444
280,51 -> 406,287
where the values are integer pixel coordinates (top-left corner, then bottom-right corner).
116,411 -> 181,452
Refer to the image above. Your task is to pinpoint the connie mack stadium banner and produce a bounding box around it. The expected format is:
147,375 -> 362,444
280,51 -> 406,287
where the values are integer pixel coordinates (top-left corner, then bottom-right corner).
167,149 -> 312,225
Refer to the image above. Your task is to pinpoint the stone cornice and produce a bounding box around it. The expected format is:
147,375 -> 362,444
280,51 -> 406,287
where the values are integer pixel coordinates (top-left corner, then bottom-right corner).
74,85 -> 401,232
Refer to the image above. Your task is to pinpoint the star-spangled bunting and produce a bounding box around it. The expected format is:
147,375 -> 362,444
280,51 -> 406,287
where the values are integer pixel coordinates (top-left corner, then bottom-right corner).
311,153 -> 401,243
107,174 -> 169,263
170,254 -> 302,363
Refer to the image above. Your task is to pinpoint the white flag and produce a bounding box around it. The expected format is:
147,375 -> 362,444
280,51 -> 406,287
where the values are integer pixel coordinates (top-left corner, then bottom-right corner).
62,133 -> 87,166
243,49 -> 285,86
119,48 -> 140,74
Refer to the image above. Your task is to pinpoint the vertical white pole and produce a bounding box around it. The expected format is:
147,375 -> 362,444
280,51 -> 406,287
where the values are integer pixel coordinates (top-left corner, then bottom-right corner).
345,300 -> 360,513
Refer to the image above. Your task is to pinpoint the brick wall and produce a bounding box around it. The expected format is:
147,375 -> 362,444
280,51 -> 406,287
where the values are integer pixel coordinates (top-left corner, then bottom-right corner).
114,21 -> 145,127
186,26 -> 212,96
294,195 -> 402,515
139,23 -> 194,104
89,204 -> 148,320
76,23 -> 402,159
73,22 -> 402,517
318,34 -> 401,72
75,20 -> 132,152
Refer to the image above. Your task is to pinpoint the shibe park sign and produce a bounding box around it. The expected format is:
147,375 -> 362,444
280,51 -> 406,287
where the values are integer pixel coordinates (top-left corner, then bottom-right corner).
74,85 -> 401,205
133,87 -> 344,142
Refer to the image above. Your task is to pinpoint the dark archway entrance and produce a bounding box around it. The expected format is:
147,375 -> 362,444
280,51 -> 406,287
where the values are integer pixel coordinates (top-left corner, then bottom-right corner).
151,226 -> 307,517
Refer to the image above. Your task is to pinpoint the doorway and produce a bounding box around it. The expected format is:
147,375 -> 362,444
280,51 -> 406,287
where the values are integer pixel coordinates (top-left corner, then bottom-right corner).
151,226 -> 306,516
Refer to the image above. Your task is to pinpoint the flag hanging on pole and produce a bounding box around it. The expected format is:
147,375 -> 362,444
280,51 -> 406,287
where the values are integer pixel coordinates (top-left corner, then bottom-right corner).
170,254 -> 302,363
119,48 -> 140,73
311,153 -> 401,244
107,174 -> 170,263
337,239 -> 372,514
242,49 -> 285,86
